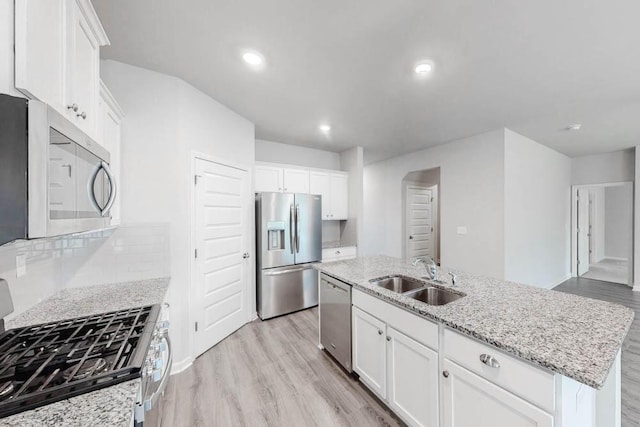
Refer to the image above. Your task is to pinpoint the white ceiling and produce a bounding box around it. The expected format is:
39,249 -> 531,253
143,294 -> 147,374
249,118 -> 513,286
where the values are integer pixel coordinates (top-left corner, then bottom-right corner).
93,0 -> 640,164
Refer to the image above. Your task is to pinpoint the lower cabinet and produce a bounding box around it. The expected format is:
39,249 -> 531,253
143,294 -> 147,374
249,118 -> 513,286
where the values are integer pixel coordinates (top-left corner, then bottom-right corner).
441,359 -> 554,427
352,307 -> 387,398
352,306 -> 438,427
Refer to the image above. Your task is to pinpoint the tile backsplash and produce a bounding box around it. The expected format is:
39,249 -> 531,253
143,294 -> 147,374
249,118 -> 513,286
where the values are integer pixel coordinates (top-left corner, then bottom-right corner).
0,224 -> 170,321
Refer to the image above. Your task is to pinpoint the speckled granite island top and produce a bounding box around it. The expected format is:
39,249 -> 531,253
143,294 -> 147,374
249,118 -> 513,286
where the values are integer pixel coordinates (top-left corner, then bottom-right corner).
1,277 -> 170,427
314,256 -> 634,389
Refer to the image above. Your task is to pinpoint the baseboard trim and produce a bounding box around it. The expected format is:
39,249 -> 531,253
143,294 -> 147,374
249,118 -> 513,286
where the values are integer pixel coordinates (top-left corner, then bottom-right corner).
548,274 -> 572,289
171,356 -> 194,375
633,285 -> 640,293
603,257 -> 628,262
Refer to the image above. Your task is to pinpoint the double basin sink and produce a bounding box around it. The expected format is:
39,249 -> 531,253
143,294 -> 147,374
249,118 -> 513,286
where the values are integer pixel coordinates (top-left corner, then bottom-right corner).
370,275 -> 464,306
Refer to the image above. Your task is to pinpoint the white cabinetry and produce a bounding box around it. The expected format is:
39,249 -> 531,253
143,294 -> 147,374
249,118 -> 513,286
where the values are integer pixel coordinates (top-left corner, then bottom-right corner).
97,81 -> 124,225
352,307 -> 387,398
352,289 -> 439,427
14,0 -> 109,139
309,171 -> 348,220
254,165 -> 283,192
442,360 -> 553,427
322,246 -> 357,262
254,164 -> 310,193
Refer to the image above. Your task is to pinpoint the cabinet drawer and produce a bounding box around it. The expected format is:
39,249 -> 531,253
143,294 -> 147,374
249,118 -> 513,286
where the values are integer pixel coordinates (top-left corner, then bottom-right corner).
443,329 -> 555,412
353,288 -> 438,351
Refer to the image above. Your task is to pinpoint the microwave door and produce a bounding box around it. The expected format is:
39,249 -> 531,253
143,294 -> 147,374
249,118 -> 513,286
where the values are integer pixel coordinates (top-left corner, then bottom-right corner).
48,131 -> 77,220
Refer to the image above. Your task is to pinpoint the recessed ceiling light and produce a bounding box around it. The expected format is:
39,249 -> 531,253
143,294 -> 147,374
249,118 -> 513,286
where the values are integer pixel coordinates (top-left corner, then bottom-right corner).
319,124 -> 331,133
566,124 -> 582,131
242,51 -> 264,66
414,61 -> 434,75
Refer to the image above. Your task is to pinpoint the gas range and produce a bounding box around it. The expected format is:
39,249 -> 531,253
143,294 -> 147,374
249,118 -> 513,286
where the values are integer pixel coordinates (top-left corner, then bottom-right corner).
0,304 -> 161,418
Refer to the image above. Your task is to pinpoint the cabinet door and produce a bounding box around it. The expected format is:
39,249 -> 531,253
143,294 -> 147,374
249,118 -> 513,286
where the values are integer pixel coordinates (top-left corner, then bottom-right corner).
255,166 -> 283,193
66,0 -> 100,137
283,168 -> 309,193
14,0 -> 65,111
442,359 -> 554,427
309,172 -> 331,219
352,307 -> 387,399
387,327 -> 439,427
330,174 -> 348,220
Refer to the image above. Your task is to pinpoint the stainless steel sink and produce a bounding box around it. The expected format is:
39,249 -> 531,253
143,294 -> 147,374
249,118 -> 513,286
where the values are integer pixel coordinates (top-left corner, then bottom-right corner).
405,287 -> 464,306
370,276 -> 425,293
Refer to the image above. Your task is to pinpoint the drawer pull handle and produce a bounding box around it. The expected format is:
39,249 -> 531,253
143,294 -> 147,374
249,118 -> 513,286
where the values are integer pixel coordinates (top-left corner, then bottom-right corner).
442,370 -> 449,378
479,354 -> 500,368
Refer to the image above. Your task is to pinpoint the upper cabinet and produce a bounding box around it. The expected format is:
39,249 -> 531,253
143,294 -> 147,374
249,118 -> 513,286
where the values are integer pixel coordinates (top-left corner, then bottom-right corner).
98,81 -> 125,225
254,164 -> 310,193
309,171 -> 349,220
15,0 -> 110,140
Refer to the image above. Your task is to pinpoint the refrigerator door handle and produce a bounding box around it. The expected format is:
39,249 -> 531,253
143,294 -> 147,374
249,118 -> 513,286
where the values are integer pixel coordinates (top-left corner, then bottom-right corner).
289,204 -> 295,254
295,204 -> 301,253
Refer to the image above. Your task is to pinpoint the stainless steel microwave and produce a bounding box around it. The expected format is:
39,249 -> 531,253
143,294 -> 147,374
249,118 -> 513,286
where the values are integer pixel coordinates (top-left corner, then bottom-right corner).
0,94 -> 116,246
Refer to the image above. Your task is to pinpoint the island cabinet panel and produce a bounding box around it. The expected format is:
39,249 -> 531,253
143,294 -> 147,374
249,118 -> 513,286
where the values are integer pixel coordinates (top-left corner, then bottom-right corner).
387,327 -> 439,427
443,329 -> 555,413
442,359 -> 554,427
352,307 -> 387,398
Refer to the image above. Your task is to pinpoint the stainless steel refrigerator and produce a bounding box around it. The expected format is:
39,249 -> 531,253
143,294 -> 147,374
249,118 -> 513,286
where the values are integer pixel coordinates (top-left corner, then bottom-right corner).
256,193 -> 322,319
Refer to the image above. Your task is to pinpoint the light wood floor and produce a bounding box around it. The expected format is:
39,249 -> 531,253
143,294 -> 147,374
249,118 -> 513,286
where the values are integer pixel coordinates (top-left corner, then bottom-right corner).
555,277 -> 640,427
150,307 -> 403,426
151,277 -> 640,427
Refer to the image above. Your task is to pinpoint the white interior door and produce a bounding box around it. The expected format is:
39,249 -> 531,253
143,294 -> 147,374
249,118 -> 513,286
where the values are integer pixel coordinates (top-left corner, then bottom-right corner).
194,158 -> 251,357
577,188 -> 590,276
406,186 -> 434,260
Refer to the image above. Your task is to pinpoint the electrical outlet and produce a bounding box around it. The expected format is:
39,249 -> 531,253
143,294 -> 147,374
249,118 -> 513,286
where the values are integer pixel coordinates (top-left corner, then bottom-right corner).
16,254 -> 27,277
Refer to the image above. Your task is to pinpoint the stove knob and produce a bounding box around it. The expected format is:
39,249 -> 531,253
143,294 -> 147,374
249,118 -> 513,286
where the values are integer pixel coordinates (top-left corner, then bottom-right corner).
158,320 -> 170,329
153,368 -> 162,382
144,398 -> 153,411
143,365 -> 154,378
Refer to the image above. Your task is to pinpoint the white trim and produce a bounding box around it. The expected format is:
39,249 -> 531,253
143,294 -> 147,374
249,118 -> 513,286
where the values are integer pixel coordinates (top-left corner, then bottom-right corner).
171,357 -> 194,375
546,274 -> 572,290
189,151 -> 254,362
603,256 -> 629,262
76,0 -> 110,46
99,80 -> 125,118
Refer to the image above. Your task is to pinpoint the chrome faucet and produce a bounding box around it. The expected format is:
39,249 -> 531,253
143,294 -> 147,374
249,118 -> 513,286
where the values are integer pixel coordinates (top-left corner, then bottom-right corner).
412,257 -> 438,281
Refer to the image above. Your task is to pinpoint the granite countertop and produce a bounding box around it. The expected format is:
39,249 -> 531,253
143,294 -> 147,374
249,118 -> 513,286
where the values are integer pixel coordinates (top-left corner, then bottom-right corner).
1,277 -> 170,427
315,256 -> 634,389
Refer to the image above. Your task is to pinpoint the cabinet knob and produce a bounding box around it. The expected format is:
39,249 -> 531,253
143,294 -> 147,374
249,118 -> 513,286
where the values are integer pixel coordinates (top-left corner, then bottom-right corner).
67,103 -> 79,112
242,252 -> 250,259
77,111 -> 87,120
386,336 -> 391,342
284,188 -> 287,191
378,329 -> 383,335
336,251 -> 341,254
442,370 -> 449,378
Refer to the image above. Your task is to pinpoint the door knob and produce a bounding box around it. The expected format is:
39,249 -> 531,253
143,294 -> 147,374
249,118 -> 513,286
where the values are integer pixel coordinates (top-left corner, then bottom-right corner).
242,252 -> 250,259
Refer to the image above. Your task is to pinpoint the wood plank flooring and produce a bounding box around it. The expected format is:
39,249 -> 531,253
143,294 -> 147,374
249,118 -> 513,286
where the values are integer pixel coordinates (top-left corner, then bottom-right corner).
150,307 -> 403,427
554,277 -> 640,427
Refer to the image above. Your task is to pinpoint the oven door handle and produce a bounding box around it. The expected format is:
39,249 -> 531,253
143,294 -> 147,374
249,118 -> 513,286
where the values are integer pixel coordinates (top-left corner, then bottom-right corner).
143,335 -> 172,412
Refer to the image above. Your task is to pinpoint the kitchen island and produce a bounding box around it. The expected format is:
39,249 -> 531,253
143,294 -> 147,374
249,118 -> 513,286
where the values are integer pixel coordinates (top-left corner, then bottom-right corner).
315,256 -> 633,427
1,277 -> 169,427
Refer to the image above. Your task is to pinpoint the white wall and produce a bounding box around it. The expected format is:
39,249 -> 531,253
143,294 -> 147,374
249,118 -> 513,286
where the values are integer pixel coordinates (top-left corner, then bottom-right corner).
572,149 -> 635,185
101,59 -> 255,369
340,147 -> 364,248
605,185 -> 633,260
0,0 -> 21,96
504,129 -> 572,288
255,139 -> 341,170
363,129 -> 506,279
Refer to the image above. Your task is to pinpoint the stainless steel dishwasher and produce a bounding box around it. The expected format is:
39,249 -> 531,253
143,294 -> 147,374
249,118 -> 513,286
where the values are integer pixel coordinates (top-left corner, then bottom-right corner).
319,273 -> 352,372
